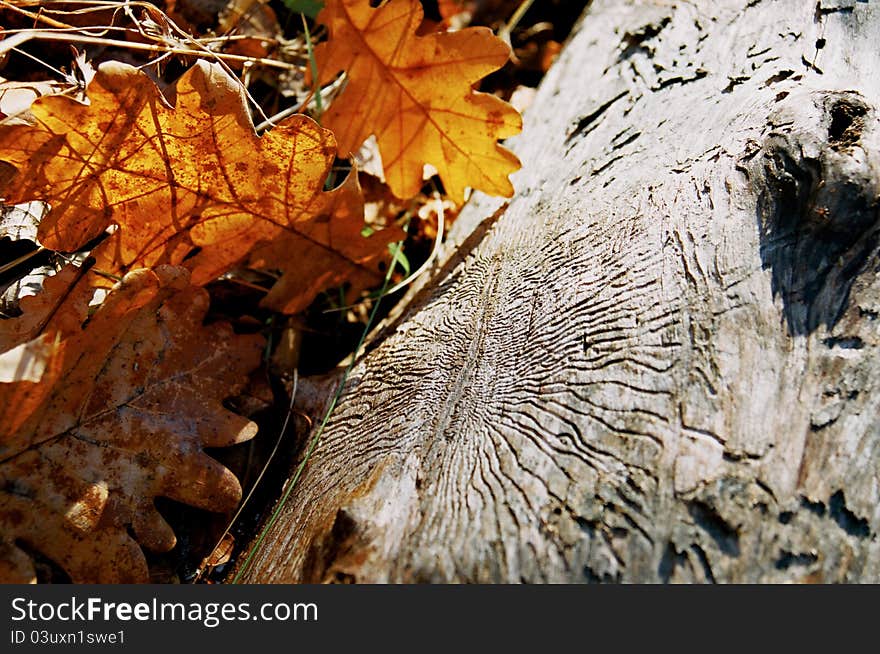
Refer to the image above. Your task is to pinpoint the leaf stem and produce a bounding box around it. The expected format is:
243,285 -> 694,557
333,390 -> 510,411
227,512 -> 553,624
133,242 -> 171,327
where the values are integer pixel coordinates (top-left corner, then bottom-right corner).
499,0 -> 536,44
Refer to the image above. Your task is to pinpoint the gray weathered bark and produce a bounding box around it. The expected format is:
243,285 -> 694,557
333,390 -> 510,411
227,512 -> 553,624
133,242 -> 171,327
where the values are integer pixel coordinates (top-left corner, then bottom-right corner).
239,0 -> 880,583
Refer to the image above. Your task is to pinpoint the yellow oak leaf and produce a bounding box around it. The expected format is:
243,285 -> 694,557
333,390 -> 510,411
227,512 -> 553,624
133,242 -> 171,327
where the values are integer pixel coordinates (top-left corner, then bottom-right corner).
315,0 -> 522,202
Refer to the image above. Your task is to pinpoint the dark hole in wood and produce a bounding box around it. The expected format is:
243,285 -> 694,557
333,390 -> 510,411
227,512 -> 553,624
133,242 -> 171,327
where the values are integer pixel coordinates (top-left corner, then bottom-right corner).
827,99 -> 866,146
828,490 -> 870,538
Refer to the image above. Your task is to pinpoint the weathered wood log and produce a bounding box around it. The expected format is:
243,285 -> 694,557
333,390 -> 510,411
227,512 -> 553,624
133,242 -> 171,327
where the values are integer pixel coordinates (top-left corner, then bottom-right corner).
239,0 -> 880,583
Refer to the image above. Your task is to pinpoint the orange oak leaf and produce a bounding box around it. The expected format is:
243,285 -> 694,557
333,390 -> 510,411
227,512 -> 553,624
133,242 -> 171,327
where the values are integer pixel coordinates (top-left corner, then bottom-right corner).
246,168 -> 389,312
0,265 -> 262,583
0,60 -> 399,314
315,0 -> 522,202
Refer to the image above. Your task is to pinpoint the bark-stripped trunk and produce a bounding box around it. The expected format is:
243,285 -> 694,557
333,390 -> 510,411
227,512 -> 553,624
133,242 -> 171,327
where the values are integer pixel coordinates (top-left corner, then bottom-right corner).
239,0 -> 880,583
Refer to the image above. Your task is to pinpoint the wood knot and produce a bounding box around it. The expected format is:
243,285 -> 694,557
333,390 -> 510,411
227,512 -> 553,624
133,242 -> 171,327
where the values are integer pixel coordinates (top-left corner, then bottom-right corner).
744,90 -> 879,334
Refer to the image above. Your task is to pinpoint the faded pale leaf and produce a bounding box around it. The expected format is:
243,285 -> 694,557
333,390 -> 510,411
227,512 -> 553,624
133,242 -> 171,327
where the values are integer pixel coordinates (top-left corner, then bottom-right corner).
0,80 -> 64,127
315,0 -> 522,202
0,336 -> 57,383
0,50 -> 93,126
0,202 -> 48,243
1,266 -> 61,317
0,265 -> 93,435
0,266 -> 262,583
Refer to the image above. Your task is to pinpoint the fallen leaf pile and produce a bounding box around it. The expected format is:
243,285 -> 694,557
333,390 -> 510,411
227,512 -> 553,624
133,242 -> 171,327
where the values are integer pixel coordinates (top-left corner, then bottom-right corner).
0,0 -> 520,582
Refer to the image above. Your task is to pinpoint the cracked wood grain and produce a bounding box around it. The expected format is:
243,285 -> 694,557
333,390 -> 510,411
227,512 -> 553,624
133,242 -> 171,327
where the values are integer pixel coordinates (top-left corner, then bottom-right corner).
239,0 -> 880,583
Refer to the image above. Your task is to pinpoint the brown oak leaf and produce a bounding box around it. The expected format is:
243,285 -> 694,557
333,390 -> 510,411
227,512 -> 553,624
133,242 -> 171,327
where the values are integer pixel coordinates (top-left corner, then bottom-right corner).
0,60 -> 400,314
315,0 -> 522,202
0,265 -> 262,583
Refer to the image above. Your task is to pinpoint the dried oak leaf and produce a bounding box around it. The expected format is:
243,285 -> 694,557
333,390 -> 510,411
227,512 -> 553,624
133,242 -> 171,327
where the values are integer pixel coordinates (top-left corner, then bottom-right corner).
0,60 -> 400,314
244,168 -> 388,311
0,265 -> 92,349
0,51 -> 94,126
0,264 -> 92,410
0,265 -> 262,583
315,0 -> 522,202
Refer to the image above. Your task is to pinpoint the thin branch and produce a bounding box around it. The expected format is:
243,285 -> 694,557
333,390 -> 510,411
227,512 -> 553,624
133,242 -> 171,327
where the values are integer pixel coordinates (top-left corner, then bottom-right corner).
0,30 -> 301,71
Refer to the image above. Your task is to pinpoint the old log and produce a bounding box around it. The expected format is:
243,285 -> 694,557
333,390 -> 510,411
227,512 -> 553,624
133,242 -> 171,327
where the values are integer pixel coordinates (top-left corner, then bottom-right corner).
239,0 -> 880,583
